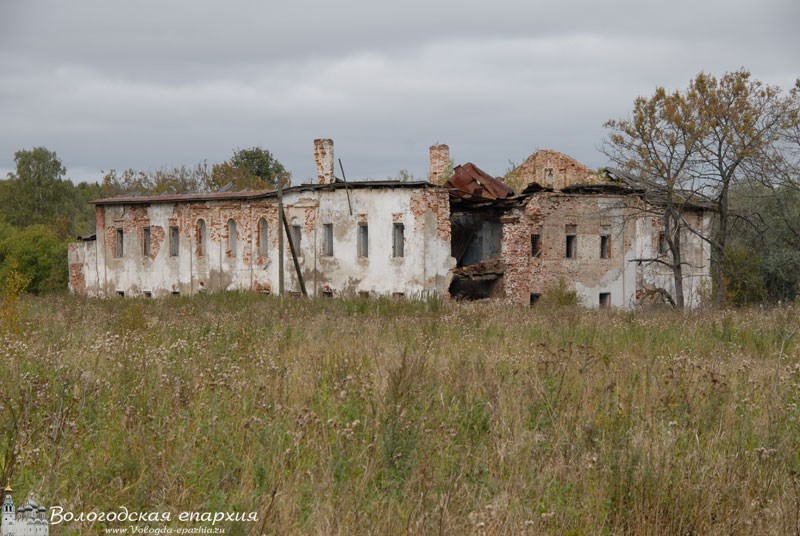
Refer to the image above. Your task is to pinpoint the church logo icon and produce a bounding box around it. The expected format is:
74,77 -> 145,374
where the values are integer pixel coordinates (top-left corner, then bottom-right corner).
2,484 -> 49,536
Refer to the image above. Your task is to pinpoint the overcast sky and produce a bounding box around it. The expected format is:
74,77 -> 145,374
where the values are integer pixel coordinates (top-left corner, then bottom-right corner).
1,0 -> 797,185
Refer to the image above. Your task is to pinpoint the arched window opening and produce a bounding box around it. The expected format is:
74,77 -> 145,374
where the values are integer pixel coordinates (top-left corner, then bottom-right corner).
196,219 -> 207,257
289,218 -> 302,254
258,218 -> 269,257
227,219 -> 238,256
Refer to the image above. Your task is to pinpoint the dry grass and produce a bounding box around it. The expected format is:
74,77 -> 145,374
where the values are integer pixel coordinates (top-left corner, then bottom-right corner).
2,293 -> 800,535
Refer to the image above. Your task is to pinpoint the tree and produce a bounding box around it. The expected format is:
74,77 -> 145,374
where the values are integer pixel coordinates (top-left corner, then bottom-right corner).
727,180 -> 800,303
686,70 -> 797,304
72,181 -> 104,236
100,147 -> 290,196
604,87 -> 705,308
604,69 -> 799,306
210,147 -> 290,191
1,147 -> 81,237
101,162 -> 212,197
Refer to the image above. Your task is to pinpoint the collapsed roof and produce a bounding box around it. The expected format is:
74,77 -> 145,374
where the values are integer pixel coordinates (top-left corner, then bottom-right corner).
603,167 -> 714,211
445,163 -> 515,200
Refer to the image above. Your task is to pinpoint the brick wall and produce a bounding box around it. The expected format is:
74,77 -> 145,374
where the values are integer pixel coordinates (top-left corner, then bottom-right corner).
429,144 -> 450,185
314,138 -> 334,184
501,192 -> 635,306
513,149 -> 600,190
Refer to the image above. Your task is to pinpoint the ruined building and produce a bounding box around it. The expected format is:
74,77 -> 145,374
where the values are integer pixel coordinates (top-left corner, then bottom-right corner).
69,140 -> 711,308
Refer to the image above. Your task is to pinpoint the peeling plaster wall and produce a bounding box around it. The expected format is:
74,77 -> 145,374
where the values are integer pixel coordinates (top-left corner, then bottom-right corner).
68,186 -> 455,299
292,187 -> 454,297
69,183 -> 708,307
68,241 -> 98,296
97,203 -> 193,296
501,192 -> 711,308
77,201 -> 275,297
633,211 -> 711,308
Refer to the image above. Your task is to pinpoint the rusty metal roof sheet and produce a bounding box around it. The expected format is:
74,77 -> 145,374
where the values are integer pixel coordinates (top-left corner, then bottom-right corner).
445,163 -> 514,200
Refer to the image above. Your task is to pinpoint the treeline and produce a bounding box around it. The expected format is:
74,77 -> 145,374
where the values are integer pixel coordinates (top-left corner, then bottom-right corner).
726,181 -> 800,303
0,146 -> 287,294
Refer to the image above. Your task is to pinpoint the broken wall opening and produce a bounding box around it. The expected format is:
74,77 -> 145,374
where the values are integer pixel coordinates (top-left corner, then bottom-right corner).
448,259 -> 505,300
449,209 -> 506,300
451,212 -> 503,267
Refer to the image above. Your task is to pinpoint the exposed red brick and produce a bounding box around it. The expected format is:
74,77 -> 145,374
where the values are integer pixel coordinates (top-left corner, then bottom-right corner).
252,281 -> 272,293
67,243 -> 85,294
149,225 -> 165,259
314,139 -> 334,184
500,192 -> 638,305
410,188 -> 451,242
429,144 -> 450,185
513,149 -> 599,190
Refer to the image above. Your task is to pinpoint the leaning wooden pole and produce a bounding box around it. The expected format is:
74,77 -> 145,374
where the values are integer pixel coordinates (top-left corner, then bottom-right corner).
278,182 -> 285,297
281,205 -> 308,297
338,158 -> 353,216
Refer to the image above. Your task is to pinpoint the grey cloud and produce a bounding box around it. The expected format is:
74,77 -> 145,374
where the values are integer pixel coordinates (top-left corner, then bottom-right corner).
0,0 -> 798,184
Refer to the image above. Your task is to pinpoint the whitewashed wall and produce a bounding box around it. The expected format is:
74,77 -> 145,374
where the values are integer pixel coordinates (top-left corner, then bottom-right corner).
68,185 -> 455,299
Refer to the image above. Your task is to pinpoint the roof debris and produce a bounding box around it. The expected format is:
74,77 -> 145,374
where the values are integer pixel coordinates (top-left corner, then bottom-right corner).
445,163 -> 514,200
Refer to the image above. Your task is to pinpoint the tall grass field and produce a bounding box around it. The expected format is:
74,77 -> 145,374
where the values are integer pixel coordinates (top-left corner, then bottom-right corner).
2,294 -> 800,534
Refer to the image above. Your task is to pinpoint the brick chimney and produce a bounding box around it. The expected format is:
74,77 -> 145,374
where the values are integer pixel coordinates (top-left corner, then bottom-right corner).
429,144 -> 450,185
314,138 -> 334,184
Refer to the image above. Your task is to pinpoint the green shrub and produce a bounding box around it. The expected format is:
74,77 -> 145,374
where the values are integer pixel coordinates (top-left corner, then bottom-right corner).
0,225 -> 67,294
540,277 -> 582,307
722,244 -> 766,305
